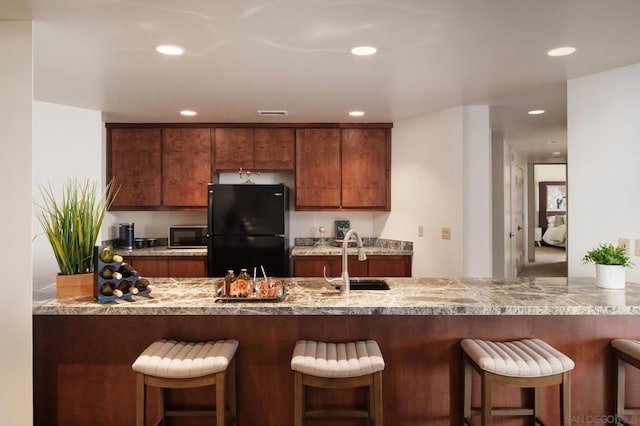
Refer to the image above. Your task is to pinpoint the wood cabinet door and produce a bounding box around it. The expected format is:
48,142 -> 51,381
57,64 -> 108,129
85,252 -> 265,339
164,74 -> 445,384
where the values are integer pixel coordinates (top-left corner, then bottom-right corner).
367,255 -> 412,277
295,128 -> 341,209
168,257 -> 207,277
293,257 -> 339,277
162,128 -> 212,207
341,128 -> 390,209
254,128 -> 294,171
214,128 -> 254,171
109,129 -> 162,208
129,258 -> 169,277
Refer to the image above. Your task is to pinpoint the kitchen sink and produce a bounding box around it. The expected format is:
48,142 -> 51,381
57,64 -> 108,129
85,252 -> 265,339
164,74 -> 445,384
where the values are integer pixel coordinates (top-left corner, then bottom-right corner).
344,279 -> 390,291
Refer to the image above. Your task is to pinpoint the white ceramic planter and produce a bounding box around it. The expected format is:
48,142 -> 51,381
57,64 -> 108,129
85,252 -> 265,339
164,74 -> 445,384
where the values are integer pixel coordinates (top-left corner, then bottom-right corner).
595,264 -> 626,289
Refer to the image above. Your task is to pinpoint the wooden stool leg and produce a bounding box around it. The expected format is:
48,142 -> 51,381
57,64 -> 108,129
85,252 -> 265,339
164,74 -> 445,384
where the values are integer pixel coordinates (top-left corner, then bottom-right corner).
294,371 -> 304,426
228,356 -> 237,424
372,371 -> 383,426
533,387 -> 541,424
463,357 -> 472,421
157,387 -> 165,424
481,372 -> 492,426
216,371 -> 226,426
561,371 -> 571,426
136,373 -> 145,426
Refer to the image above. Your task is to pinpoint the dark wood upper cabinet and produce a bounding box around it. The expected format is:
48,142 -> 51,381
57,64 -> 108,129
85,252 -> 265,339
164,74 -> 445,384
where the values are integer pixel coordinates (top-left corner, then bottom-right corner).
109,128 -> 162,208
213,128 -> 254,171
214,127 -> 294,172
295,127 -> 391,210
254,128 -> 294,171
341,128 -> 390,209
162,128 -> 212,207
295,128 -> 341,208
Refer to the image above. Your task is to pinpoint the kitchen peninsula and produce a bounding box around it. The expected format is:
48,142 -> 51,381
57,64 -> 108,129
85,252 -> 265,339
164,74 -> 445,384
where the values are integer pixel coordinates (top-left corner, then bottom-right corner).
33,277 -> 640,425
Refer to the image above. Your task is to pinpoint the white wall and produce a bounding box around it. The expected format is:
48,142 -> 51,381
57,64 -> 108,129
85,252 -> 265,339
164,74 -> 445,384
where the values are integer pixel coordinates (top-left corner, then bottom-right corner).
0,20 -> 33,426
375,107 -> 465,277
568,62 -> 640,282
462,106 -> 492,276
32,101 -> 103,281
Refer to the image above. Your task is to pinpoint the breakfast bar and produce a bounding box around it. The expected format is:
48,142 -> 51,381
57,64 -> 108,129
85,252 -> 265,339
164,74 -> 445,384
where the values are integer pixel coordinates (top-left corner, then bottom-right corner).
33,277 -> 640,425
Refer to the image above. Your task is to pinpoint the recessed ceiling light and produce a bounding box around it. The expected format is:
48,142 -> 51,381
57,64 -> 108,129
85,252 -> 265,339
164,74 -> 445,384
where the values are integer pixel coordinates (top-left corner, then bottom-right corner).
349,111 -> 365,117
528,110 -> 545,115
350,46 -> 377,56
551,151 -> 562,157
547,140 -> 559,144
547,46 -> 576,57
156,45 -> 184,56
180,110 -> 197,116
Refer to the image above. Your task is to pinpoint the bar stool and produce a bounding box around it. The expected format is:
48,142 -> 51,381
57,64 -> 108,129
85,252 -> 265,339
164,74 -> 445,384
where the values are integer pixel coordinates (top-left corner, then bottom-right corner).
612,339 -> 640,424
461,338 -> 574,426
291,339 -> 385,426
132,339 -> 238,426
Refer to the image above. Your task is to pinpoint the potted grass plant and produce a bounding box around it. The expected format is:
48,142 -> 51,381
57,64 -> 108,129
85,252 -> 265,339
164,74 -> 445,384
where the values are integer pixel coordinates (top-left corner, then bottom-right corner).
34,178 -> 117,297
582,243 -> 634,289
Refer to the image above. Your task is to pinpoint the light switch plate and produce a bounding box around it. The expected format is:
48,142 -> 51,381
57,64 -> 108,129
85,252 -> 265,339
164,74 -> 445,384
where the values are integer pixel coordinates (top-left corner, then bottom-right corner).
418,225 -> 424,238
619,238 -> 631,254
441,227 -> 451,240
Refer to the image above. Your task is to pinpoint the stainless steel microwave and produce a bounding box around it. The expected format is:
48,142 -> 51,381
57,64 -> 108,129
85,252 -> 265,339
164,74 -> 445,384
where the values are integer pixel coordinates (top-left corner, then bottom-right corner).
168,225 -> 207,248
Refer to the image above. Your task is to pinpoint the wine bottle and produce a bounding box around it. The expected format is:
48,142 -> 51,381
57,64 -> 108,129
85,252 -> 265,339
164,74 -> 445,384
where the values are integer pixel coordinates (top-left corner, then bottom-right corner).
99,266 -> 122,280
99,248 -> 114,263
100,282 -> 122,297
117,280 -> 138,295
118,263 -> 135,277
135,278 -> 152,292
112,254 -> 123,263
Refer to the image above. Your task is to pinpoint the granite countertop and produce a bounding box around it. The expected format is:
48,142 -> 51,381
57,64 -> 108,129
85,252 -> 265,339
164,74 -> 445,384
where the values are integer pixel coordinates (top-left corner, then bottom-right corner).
32,277 -> 640,316
291,237 -> 413,256
120,246 -> 206,257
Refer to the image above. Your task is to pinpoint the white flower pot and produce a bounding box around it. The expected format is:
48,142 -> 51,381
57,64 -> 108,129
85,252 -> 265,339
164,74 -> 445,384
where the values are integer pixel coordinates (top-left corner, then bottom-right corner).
595,264 -> 626,289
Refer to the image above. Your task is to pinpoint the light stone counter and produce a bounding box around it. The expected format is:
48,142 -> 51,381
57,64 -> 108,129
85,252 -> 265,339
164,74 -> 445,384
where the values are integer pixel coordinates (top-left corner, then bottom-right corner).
118,246 -> 206,257
32,276 -> 640,316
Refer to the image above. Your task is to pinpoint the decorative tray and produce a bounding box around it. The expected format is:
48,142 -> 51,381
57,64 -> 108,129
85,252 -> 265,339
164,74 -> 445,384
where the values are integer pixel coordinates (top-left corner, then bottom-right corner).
215,285 -> 287,303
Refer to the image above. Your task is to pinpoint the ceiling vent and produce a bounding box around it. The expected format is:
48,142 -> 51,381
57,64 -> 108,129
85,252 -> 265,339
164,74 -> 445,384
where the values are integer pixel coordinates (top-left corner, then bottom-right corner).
258,110 -> 288,116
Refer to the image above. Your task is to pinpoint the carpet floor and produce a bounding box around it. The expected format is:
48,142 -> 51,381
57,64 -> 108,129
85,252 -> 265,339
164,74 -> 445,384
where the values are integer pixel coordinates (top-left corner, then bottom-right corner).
519,245 -> 567,277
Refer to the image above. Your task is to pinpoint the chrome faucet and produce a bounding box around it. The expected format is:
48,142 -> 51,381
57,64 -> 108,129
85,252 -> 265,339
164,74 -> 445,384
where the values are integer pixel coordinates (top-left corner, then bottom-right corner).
323,229 -> 367,294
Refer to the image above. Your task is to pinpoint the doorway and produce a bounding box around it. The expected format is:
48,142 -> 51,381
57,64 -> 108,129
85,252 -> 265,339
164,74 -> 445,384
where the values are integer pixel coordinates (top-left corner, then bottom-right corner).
519,164 -> 567,277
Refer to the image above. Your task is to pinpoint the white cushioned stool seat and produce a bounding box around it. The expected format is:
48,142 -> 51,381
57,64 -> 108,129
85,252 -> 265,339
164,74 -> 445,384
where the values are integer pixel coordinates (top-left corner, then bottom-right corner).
132,339 -> 238,426
612,338 -> 640,420
291,339 -> 385,378
461,338 -> 574,378
461,338 -> 573,426
612,338 -> 640,360
291,339 -> 385,426
132,339 -> 238,379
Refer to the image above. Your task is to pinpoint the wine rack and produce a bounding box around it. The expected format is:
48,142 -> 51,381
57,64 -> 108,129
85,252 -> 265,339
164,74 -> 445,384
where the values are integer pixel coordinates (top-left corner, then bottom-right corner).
94,246 -> 151,303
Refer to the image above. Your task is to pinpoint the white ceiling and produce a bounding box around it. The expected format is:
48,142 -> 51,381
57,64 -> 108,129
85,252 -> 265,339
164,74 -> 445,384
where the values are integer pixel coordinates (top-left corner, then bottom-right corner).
4,0 -> 640,162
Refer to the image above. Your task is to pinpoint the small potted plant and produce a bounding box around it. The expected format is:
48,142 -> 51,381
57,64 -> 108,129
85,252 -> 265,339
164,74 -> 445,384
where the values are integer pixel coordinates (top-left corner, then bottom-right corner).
34,178 -> 117,297
582,243 -> 634,289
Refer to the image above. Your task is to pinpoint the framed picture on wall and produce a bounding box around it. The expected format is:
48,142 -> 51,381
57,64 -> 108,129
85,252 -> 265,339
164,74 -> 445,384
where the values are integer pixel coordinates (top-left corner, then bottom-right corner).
335,220 -> 350,240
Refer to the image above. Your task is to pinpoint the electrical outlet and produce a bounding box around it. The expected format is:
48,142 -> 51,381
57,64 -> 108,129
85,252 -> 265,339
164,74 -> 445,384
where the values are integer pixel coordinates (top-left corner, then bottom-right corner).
619,238 -> 631,254
441,227 -> 451,240
418,225 -> 424,238
635,240 -> 640,257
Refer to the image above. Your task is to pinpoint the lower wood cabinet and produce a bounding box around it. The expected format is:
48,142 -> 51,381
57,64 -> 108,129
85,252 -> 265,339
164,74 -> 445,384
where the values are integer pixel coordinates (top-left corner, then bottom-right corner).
293,255 -> 411,278
125,256 -> 207,278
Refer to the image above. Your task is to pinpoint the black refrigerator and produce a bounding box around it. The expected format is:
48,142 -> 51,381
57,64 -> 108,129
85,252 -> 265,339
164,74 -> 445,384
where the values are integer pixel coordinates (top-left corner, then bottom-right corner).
207,183 -> 290,278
